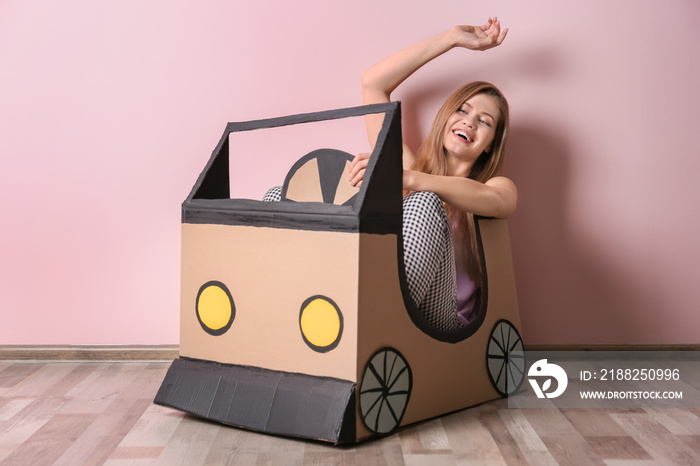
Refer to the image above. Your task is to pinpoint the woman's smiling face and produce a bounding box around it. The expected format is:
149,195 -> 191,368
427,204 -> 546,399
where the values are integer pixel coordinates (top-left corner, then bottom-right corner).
442,93 -> 501,165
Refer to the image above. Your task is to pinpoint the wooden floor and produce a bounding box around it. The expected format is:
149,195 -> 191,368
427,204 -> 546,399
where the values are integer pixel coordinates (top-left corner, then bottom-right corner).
1,361 -> 700,465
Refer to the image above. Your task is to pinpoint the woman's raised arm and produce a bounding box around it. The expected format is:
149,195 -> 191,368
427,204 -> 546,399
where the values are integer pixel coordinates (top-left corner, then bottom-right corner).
361,19 -> 508,152
350,19 -> 508,186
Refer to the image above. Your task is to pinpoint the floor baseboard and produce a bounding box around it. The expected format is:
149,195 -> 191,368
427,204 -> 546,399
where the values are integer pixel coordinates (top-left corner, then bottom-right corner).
0,345 -> 180,361
1,344 -> 697,362
524,344 -> 700,352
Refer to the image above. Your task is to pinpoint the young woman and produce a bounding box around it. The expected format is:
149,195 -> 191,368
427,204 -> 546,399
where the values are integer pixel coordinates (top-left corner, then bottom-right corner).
348,18 -> 517,330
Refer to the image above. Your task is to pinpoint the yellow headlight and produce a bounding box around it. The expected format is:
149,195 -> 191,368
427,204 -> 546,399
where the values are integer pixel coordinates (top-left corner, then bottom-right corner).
299,296 -> 343,352
196,281 -> 234,336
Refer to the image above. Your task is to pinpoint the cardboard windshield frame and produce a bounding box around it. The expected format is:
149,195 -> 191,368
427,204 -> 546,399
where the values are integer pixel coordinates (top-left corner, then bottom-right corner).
183,102 -> 403,235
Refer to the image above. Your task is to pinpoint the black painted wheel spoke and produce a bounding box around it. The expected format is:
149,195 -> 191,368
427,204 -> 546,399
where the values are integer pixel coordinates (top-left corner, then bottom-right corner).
494,360 -> 505,387
384,397 -> 399,424
382,351 -> 388,385
368,363 -> 387,391
387,365 -> 408,391
386,390 -> 409,397
365,393 -> 383,418
374,398 -> 385,431
387,352 -> 398,387
510,360 -> 525,377
490,335 -> 506,355
509,338 -> 522,353
360,387 -> 383,395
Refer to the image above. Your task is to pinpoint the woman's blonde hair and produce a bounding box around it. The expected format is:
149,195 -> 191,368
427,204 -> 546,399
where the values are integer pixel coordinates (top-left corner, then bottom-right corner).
411,81 -> 510,284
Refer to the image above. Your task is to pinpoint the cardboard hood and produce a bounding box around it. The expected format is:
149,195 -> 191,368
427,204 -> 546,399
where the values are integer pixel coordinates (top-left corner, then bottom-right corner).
154,102 -> 525,444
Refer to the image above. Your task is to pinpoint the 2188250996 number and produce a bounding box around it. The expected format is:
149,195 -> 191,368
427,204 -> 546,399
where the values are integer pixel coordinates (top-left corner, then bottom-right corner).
600,368 -> 680,381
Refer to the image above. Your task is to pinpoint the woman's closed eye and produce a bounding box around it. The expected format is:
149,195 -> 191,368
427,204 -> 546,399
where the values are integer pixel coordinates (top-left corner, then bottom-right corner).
458,106 -> 491,126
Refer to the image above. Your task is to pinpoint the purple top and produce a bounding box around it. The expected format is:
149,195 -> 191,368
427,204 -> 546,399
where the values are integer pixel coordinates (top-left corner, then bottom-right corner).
453,232 -> 477,326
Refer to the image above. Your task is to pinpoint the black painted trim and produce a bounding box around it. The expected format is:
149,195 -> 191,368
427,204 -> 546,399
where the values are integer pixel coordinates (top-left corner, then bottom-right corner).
183,198 -> 361,232
395,216 -> 489,344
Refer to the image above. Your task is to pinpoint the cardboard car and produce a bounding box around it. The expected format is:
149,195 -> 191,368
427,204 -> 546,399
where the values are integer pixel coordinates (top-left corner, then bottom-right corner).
154,102 -> 525,444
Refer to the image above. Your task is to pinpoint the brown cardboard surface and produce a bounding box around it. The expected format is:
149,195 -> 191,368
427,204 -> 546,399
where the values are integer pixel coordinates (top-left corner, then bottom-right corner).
478,219 -> 521,330
180,223 -> 359,382
333,160 -> 360,205
354,218 -> 521,440
284,157 -> 323,203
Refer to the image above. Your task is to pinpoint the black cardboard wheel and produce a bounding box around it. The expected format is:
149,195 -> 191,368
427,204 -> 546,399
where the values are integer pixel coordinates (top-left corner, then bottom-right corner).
359,348 -> 412,435
487,319 -> 525,396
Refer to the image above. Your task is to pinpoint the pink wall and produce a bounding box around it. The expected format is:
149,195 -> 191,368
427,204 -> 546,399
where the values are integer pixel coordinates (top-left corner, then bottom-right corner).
1,1 -> 699,345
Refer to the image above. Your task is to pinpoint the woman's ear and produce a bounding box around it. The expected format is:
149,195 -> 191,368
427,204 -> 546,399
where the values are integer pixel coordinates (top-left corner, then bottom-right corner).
485,145 -> 492,153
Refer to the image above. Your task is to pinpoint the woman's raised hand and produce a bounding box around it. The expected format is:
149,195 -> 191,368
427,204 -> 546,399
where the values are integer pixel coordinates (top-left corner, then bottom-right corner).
348,152 -> 371,187
450,17 -> 508,51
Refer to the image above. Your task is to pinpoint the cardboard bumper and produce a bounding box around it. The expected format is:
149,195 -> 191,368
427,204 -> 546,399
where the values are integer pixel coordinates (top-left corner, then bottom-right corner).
154,358 -> 356,444
155,102 -> 524,443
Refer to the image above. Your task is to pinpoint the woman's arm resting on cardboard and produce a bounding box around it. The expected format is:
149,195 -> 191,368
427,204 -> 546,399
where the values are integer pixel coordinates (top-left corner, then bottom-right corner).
403,170 -> 517,218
